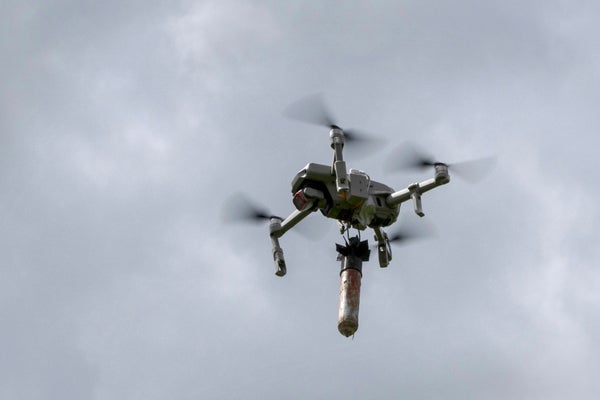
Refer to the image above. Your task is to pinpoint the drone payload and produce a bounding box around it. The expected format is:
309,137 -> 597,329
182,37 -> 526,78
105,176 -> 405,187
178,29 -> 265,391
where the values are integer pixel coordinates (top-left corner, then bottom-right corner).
336,236 -> 370,337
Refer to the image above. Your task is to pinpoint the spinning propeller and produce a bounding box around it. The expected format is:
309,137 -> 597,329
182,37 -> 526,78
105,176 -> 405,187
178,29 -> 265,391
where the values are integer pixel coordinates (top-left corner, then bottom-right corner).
283,93 -> 382,150
387,228 -> 423,245
386,218 -> 436,246
222,193 -> 281,224
222,193 -> 325,241
386,142 -> 496,183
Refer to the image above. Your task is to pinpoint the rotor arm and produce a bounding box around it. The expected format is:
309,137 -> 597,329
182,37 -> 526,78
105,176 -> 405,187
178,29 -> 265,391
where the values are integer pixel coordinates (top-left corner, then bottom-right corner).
270,201 -> 317,239
386,164 -> 450,216
267,203 -> 317,277
386,178 -> 437,205
330,126 -> 349,193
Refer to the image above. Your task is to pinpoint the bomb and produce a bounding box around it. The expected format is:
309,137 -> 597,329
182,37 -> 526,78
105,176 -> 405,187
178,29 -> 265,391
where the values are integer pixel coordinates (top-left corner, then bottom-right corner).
338,268 -> 362,337
336,237 -> 370,337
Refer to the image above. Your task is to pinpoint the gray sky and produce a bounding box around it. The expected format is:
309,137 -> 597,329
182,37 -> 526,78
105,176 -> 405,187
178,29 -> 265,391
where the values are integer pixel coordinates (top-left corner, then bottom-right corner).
2,1 -> 600,399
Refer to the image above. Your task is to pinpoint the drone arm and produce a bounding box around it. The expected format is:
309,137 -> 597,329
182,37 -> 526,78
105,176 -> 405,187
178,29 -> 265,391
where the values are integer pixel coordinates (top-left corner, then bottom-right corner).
268,203 -> 317,277
330,127 -> 349,192
386,177 -> 440,204
386,175 -> 449,216
415,177 -> 447,194
270,201 -> 317,239
385,187 -> 411,205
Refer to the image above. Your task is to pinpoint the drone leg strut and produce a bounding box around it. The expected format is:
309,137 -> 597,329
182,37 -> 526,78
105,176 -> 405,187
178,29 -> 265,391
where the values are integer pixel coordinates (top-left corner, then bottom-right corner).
268,200 -> 320,277
373,227 -> 391,268
269,218 -> 286,276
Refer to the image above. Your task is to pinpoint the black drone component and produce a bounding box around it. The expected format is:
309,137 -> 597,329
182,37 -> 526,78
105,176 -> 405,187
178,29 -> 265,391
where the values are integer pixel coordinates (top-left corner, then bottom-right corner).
336,236 -> 371,265
387,224 -> 433,245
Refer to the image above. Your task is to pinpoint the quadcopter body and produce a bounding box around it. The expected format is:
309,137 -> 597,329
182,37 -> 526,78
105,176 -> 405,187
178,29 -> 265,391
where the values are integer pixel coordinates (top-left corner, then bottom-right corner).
268,125 -> 451,277
292,162 -> 399,230
230,95 -> 491,337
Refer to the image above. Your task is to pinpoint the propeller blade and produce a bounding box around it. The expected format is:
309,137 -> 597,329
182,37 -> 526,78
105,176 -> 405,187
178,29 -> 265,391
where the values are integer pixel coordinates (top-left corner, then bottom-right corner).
385,142 -> 496,183
387,229 -> 424,245
384,217 -> 437,246
385,142 -> 436,172
448,156 -> 497,183
343,128 -> 386,157
284,94 -> 386,156
282,93 -> 336,128
221,193 -> 281,223
222,193 -> 326,241
342,129 -> 367,143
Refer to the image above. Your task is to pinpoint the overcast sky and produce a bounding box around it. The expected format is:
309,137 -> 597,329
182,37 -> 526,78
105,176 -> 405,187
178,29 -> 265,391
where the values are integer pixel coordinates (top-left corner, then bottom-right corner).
2,1 -> 600,399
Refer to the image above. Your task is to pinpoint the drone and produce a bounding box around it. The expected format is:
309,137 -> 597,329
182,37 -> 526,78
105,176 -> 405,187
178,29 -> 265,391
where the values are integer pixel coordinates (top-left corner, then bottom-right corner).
227,94 -> 493,337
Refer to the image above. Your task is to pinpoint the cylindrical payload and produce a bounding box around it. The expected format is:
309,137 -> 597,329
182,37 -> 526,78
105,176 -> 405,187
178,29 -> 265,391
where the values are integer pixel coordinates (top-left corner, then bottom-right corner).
335,237 -> 369,337
337,268 -> 362,337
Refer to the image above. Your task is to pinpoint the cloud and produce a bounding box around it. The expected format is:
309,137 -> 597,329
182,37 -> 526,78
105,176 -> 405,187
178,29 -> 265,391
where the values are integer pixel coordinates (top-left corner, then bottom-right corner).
2,1 -> 600,399
165,1 -> 281,85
